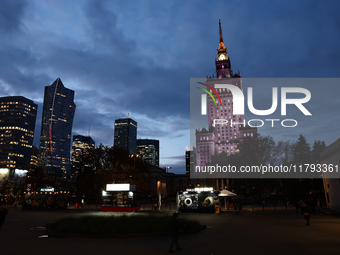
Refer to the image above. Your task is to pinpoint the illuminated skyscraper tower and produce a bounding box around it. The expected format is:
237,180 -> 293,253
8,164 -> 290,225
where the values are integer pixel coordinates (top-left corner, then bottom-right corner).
0,96 -> 37,170
114,118 -> 137,154
39,78 -> 76,178
196,19 -> 256,174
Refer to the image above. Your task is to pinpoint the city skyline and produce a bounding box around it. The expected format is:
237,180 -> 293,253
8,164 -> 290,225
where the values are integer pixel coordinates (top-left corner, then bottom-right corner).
0,0 -> 339,174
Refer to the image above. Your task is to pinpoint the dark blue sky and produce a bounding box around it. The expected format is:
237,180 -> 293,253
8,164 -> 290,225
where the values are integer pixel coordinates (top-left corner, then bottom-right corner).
1,0 -> 339,174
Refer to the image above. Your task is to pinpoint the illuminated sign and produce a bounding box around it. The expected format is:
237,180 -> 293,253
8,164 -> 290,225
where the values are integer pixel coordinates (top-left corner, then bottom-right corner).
195,187 -> 213,192
106,183 -> 130,191
187,187 -> 214,192
40,187 -> 55,192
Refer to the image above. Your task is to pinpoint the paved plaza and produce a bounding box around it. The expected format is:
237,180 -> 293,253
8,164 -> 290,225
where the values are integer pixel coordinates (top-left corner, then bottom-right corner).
1,206 -> 340,255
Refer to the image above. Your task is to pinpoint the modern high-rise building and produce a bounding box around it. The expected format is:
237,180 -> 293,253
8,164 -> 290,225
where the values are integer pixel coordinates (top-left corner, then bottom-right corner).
196,19 -> 257,169
39,77 -> 76,178
71,135 -> 95,165
0,96 -> 37,171
114,118 -> 137,154
136,139 -> 159,166
185,146 -> 196,175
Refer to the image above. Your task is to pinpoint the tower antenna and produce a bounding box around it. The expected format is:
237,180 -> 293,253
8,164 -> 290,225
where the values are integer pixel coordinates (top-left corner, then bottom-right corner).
218,18 -> 226,50
219,18 -> 223,43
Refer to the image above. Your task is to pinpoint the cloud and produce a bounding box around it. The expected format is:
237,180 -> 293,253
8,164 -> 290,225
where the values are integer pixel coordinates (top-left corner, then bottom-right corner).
160,154 -> 186,174
2,0 -> 340,172
0,0 -> 26,34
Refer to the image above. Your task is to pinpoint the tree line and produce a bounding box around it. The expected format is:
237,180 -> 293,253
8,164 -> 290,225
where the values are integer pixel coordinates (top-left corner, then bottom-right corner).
226,134 -> 326,204
24,145 -> 150,200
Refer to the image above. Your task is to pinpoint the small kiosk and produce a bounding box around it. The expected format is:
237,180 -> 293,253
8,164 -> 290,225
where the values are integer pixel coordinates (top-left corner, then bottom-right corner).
101,183 -> 140,212
218,189 -> 237,210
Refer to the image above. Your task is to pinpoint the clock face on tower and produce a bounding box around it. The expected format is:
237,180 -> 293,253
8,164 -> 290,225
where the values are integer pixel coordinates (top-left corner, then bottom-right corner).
219,54 -> 226,60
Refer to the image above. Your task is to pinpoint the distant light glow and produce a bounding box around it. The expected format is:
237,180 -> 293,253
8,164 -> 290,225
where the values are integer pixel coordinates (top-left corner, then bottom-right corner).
194,187 -> 213,192
106,183 -> 130,191
40,187 -> 54,192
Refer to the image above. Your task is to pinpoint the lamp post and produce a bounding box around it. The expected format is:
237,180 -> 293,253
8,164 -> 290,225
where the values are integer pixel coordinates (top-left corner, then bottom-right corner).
130,154 -> 140,169
165,166 -> 172,173
8,156 -> 15,195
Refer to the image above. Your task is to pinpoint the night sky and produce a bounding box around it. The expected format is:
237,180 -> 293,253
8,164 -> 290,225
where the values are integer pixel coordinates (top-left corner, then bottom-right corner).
1,0 -> 339,174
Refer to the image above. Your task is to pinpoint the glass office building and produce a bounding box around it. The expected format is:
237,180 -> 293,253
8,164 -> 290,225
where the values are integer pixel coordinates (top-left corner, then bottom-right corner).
136,139 -> 159,167
39,78 -> 76,178
114,118 -> 137,154
0,96 -> 37,170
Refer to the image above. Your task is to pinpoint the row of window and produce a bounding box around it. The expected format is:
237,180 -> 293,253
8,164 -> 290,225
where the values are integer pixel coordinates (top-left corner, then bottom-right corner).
243,133 -> 254,137
0,101 -> 35,108
0,126 -> 30,132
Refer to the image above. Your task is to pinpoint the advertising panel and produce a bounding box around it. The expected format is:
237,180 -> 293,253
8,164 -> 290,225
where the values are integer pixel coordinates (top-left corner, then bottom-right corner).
0,169 -> 9,185
23,192 -> 68,210
178,190 -> 219,213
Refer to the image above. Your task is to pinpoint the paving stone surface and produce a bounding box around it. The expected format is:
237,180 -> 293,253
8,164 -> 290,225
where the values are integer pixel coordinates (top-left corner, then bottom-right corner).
1,206 -> 340,255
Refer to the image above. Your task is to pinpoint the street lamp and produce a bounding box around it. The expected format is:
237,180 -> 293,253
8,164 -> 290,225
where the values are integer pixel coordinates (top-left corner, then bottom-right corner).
165,166 -> 172,173
130,154 -> 140,168
8,156 -> 15,189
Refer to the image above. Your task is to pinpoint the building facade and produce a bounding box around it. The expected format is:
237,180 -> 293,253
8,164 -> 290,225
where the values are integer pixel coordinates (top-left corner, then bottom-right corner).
321,138 -> 340,212
39,78 -> 76,178
114,118 -> 137,155
0,96 -> 37,171
30,145 -> 39,168
136,139 -> 159,167
185,146 -> 196,175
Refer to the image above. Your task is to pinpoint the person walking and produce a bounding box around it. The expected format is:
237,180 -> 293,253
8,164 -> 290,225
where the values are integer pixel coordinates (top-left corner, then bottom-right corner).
169,212 -> 183,253
0,206 -> 8,229
298,199 -> 304,216
295,201 -> 301,215
317,197 -> 321,214
303,205 -> 310,226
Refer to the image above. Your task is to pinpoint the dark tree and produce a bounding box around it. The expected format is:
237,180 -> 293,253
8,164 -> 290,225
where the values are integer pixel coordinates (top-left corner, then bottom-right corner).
239,135 -> 282,166
74,144 -> 150,200
235,136 -> 284,201
292,135 -> 311,165
279,140 -> 296,166
311,140 -> 326,164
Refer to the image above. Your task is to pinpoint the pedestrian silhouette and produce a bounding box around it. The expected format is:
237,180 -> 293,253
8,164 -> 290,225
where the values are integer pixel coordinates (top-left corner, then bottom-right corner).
169,212 -> 183,253
303,206 -> 310,226
295,201 -> 300,215
0,206 -> 8,229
